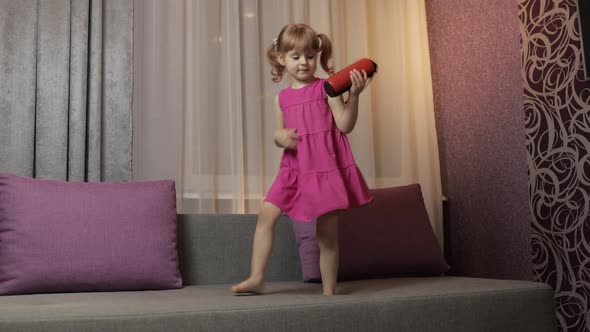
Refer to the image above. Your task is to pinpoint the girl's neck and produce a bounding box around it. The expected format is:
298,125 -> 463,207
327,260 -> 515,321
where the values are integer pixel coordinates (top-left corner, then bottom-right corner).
289,77 -> 319,90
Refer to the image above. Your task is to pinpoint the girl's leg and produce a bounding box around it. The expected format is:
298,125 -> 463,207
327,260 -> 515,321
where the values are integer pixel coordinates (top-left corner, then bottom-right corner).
231,201 -> 283,294
316,211 -> 340,295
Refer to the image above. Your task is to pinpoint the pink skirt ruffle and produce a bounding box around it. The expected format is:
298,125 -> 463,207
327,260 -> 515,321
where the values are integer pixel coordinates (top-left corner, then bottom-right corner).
265,163 -> 373,222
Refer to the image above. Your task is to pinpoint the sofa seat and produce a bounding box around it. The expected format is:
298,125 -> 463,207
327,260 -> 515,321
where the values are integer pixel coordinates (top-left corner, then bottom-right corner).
0,276 -> 555,332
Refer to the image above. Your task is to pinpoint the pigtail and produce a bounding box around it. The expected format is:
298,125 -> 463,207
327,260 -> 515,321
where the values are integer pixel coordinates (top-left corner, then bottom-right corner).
317,33 -> 334,76
266,41 -> 285,82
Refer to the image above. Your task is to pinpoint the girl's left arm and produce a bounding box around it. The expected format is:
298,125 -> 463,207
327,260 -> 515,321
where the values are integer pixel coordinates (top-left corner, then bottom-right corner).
327,69 -> 370,134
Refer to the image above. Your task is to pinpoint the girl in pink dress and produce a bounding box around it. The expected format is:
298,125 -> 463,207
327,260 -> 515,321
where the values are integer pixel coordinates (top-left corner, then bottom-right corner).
232,23 -> 373,296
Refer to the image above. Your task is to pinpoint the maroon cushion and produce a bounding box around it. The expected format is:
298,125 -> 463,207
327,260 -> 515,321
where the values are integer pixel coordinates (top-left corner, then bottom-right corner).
0,173 -> 182,295
292,184 -> 449,282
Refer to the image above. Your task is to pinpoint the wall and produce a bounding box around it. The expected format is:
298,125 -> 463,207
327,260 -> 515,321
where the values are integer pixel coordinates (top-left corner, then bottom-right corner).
425,0 -> 532,280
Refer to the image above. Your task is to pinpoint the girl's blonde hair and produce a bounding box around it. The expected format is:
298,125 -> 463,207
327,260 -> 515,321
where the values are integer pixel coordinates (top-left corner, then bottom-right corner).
266,24 -> 334,83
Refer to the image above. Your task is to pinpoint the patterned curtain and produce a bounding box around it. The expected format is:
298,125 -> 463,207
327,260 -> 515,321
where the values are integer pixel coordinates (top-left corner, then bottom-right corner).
520,0 -> 590,330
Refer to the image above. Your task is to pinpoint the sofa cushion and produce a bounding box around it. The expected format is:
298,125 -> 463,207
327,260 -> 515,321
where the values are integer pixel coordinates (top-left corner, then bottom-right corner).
0,173 -> 182,295
292,184 -> 450,281
0,277 -> 557,332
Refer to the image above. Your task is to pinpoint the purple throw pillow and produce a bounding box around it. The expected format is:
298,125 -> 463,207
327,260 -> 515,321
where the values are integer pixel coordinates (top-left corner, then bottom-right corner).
292,184 -> 450,282
0,173 -> 182,295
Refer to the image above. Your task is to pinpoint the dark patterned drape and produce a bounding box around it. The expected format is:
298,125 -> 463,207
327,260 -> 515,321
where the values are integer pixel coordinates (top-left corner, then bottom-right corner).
520,0 -> 590,330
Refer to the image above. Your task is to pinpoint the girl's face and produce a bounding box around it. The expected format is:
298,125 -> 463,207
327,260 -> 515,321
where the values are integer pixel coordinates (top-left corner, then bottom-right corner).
281,49 -> 318,84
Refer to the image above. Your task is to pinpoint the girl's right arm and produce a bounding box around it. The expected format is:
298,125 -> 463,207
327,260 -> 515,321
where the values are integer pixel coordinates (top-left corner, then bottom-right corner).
273,95 -> 298,150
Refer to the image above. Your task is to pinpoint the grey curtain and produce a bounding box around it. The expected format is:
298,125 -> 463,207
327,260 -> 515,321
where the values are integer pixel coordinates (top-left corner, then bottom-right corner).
0,0 -> 133,182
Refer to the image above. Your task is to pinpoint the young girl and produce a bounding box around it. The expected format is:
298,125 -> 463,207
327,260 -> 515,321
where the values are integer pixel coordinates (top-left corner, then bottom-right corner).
231,23 -> 373,296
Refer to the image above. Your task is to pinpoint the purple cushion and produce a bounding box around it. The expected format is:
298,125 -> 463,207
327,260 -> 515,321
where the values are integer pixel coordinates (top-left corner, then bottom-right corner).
0,173 -> 182,295
292,184 -> 450,282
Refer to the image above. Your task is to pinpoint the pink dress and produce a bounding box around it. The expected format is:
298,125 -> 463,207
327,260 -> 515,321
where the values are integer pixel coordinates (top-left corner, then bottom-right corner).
265,78 -> 373,222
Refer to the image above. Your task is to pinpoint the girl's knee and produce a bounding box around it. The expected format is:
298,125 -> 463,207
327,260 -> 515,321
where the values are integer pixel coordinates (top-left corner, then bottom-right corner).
316,215 -> 339,249
316,211 -> 340,233
317,235 -> 338,248
256,201 -> 282,229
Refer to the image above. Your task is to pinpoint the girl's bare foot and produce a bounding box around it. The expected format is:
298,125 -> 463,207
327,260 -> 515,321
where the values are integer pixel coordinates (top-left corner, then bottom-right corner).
323,287 -> 337,296
231,278 -> 264,295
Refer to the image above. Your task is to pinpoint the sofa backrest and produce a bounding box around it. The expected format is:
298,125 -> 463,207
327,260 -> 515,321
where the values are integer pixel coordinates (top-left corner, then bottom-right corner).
176,214 -> 302,285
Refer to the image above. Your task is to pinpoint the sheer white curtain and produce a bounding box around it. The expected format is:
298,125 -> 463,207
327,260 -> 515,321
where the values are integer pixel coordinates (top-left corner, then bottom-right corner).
133,0 -> 443,245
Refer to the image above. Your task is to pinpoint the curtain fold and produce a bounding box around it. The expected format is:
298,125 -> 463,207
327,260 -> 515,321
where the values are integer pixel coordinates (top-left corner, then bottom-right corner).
0,0 -> 37,177
69,0 -> 91,181
133,0 -> 443,245
0,0 -> 133,182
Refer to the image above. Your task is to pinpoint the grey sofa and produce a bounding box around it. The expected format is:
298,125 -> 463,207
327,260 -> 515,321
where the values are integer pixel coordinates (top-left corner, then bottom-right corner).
0,214 -> 556,332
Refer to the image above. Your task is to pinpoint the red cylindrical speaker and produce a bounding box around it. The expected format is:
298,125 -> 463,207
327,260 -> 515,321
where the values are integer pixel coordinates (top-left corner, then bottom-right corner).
324,58 -> 378,97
